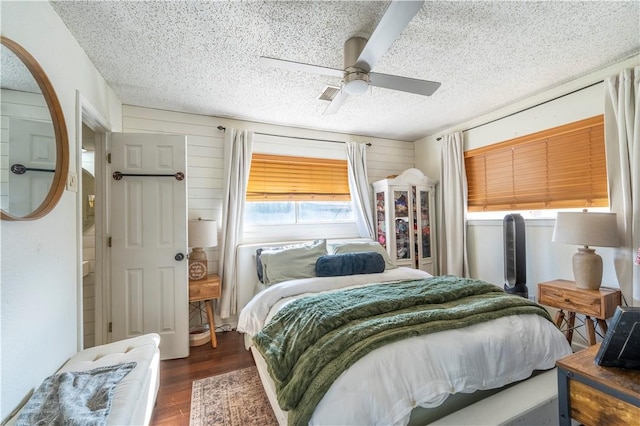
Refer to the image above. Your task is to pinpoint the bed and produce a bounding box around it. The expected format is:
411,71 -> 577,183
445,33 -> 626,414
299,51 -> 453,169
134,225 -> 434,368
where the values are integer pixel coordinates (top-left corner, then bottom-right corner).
236,239 -> 572,425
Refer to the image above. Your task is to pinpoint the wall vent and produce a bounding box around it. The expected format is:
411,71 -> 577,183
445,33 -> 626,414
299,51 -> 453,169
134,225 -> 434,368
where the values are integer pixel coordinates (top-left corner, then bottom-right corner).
318,85 -> 340,101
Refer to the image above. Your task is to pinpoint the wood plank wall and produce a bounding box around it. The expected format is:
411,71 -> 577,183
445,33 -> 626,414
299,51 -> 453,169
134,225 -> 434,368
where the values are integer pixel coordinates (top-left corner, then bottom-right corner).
122,104 -> 415,248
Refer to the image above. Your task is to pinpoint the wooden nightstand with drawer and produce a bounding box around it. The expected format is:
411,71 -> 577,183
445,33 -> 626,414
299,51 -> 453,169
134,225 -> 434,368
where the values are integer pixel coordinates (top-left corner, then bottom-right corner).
189,274 -> 221,349
537,279 -> 621,346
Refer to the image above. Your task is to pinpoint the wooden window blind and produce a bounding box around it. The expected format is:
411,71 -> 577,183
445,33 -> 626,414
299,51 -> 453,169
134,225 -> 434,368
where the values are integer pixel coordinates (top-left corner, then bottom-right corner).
246,153 -> 351,201
464,115 -> 608,212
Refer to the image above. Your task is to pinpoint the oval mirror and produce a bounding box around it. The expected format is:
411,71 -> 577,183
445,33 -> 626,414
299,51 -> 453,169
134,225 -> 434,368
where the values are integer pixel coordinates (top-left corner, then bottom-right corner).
0,36 -> 68,221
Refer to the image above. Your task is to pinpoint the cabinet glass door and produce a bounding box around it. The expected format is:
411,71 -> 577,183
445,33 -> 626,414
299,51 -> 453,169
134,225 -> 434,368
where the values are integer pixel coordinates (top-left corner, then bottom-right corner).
375,191 -> 386,248
394,190 -> 410,260
419,189 -> 431,259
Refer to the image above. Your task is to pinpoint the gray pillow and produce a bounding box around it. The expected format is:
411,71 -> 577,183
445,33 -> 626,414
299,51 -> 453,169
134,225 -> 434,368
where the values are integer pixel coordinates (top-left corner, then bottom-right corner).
329,241 -> 397,270
256,241 -> 321,283
260,239 -> 327,285
256,245 -> 292,283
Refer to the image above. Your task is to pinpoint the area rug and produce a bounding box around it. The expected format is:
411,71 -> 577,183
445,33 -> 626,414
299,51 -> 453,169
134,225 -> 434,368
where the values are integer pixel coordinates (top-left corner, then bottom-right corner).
190,366 -> 278,426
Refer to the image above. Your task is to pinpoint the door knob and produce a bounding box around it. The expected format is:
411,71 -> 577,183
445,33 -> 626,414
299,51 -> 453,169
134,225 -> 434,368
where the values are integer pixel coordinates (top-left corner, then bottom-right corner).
175,253 -> 185,261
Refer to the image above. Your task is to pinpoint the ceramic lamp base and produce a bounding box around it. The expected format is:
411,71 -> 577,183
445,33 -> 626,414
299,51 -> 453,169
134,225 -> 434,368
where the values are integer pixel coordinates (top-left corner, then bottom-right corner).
573,247 -> 603,290
189,247 -> 208,280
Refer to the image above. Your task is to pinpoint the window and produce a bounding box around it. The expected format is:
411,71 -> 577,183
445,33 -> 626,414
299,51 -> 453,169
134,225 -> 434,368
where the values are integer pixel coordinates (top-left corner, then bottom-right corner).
245,154 -> 353,224
464,115 -> 607,212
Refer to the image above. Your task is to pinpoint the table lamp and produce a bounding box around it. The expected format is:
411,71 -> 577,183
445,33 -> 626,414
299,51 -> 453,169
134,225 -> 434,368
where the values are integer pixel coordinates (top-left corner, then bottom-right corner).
188,218 -> 218,280
552,210 -> 619,290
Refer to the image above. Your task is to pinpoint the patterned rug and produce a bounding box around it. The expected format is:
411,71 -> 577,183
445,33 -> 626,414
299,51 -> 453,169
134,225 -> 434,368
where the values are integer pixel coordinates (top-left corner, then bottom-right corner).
190,366 -> 278,426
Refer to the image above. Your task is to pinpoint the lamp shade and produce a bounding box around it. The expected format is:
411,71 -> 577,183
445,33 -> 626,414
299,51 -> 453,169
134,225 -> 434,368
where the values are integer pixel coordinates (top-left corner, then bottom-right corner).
188,219 -> 217,248
552,210 -> 618,290
552,211 -> 619,248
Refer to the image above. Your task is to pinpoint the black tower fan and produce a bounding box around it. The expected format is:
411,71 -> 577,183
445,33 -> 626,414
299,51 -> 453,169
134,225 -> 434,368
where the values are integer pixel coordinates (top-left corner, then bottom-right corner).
503,214 -> 528,298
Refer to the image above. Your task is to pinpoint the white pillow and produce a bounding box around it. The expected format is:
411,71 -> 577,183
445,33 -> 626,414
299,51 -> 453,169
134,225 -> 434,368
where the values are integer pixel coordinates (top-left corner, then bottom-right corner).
329,241 -> 397,270
260,239 -> 327,285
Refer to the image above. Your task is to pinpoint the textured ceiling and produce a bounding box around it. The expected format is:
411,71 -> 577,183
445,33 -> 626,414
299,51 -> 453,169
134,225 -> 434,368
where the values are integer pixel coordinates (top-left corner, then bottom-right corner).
1,45 -> 41,93
50,1 -> 640,141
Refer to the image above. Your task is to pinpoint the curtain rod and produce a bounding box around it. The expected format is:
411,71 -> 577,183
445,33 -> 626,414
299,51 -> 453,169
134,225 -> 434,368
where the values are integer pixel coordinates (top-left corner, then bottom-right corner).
216,126 -> 371,146
436,80 -> 604,141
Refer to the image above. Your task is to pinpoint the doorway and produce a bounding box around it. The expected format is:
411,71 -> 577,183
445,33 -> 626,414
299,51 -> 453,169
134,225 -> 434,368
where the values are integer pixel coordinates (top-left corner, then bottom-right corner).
81,123 -> 97,348
77,94 -> 111,350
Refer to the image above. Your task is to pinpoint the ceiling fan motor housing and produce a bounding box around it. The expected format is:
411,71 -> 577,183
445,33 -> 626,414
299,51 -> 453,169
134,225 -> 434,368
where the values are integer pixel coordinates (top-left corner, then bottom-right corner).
343,37 -> 370,94
344,37 -> 369,70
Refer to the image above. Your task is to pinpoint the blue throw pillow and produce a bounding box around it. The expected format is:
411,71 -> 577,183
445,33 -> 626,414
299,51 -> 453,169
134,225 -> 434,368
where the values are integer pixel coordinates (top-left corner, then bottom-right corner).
315,252 -> 385,277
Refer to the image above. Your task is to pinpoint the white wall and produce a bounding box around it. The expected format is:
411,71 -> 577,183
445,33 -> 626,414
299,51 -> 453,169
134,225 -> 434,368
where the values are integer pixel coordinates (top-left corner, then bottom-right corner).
122,105 -> 415,245
122,105 -> 415,329
414,55 -> 640,298
0,2 -> 122,421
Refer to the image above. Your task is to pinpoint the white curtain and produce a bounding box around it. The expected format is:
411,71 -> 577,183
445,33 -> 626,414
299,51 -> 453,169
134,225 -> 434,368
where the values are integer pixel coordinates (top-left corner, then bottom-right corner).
604,66 -> 640,307
438,132 -> 469,277
218,129 -> 253,318
346,141 -> 375,239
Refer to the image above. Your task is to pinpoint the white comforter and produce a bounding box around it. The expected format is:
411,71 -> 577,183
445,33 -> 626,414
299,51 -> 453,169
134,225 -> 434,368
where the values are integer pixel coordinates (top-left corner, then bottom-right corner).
237,268 -> 572,425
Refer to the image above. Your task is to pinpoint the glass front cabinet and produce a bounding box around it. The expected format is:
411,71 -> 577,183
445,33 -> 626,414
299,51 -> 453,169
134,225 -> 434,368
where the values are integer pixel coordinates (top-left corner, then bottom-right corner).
372,169 -> 438,275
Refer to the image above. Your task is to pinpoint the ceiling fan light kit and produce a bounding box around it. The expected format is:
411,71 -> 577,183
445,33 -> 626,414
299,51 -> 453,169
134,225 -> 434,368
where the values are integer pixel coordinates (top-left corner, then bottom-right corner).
343,71 -> 370,95
260,0 -> 440,114
342,37 -> 371,95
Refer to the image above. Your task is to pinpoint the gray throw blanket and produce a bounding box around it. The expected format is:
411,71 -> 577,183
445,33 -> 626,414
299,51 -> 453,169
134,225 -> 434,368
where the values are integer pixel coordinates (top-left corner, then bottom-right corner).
16,361 -> 137,426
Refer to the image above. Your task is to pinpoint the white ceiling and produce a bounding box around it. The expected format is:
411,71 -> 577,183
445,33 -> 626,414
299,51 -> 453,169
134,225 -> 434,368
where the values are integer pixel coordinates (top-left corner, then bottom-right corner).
1,45 -> 41,93
50,1 -> 640,141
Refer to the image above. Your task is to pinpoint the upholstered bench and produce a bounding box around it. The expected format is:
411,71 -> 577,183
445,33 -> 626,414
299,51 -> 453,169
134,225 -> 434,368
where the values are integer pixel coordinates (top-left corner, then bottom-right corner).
8,333 -> 161,426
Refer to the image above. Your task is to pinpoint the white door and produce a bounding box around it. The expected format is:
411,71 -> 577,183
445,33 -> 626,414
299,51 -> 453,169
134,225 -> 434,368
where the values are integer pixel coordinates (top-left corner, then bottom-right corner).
110,133 -> 189,360
7,117 -> 56,216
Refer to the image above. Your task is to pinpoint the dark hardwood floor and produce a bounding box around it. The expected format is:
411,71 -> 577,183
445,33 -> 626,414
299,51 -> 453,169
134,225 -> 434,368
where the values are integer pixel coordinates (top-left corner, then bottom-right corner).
150,331 -> 255,425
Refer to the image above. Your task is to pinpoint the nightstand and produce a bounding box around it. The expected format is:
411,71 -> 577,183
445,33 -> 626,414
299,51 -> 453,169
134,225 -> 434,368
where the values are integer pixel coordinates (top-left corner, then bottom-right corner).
189,274 -> 221,349
537,279 -> 621,346
556,343 -> 640,425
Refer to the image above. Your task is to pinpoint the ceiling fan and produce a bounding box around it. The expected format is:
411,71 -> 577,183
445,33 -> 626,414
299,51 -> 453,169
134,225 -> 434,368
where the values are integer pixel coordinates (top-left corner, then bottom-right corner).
260,0 -> 440,114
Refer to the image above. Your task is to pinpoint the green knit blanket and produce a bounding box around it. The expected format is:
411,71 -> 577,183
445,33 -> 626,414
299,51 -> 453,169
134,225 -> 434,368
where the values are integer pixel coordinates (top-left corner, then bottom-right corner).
253,275 -> 552,426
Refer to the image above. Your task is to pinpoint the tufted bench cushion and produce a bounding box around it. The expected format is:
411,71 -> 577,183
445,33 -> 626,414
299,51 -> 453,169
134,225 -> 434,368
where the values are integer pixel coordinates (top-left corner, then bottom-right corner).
8,333 -> 161,426
60,333 -> 161,425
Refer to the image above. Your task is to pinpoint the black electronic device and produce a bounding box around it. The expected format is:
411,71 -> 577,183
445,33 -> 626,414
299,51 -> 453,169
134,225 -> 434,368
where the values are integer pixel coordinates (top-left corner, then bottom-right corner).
595,306 -> 640,369
503,213 -> 528,298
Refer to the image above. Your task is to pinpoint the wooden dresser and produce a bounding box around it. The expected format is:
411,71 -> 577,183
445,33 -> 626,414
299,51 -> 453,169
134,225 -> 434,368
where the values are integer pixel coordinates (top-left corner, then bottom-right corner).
556,344 -> 640,425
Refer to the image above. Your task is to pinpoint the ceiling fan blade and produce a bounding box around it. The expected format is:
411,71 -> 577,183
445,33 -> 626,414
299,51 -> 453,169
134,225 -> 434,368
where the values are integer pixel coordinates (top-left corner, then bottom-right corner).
355,0 -> 424,71
370,72 -> 441,96
260,57 -> 343,78
323,89 -> 349,115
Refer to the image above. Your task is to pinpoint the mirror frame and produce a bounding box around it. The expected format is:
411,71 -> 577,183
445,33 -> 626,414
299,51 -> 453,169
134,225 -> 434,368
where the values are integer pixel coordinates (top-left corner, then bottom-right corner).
1,36 -> 69,221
